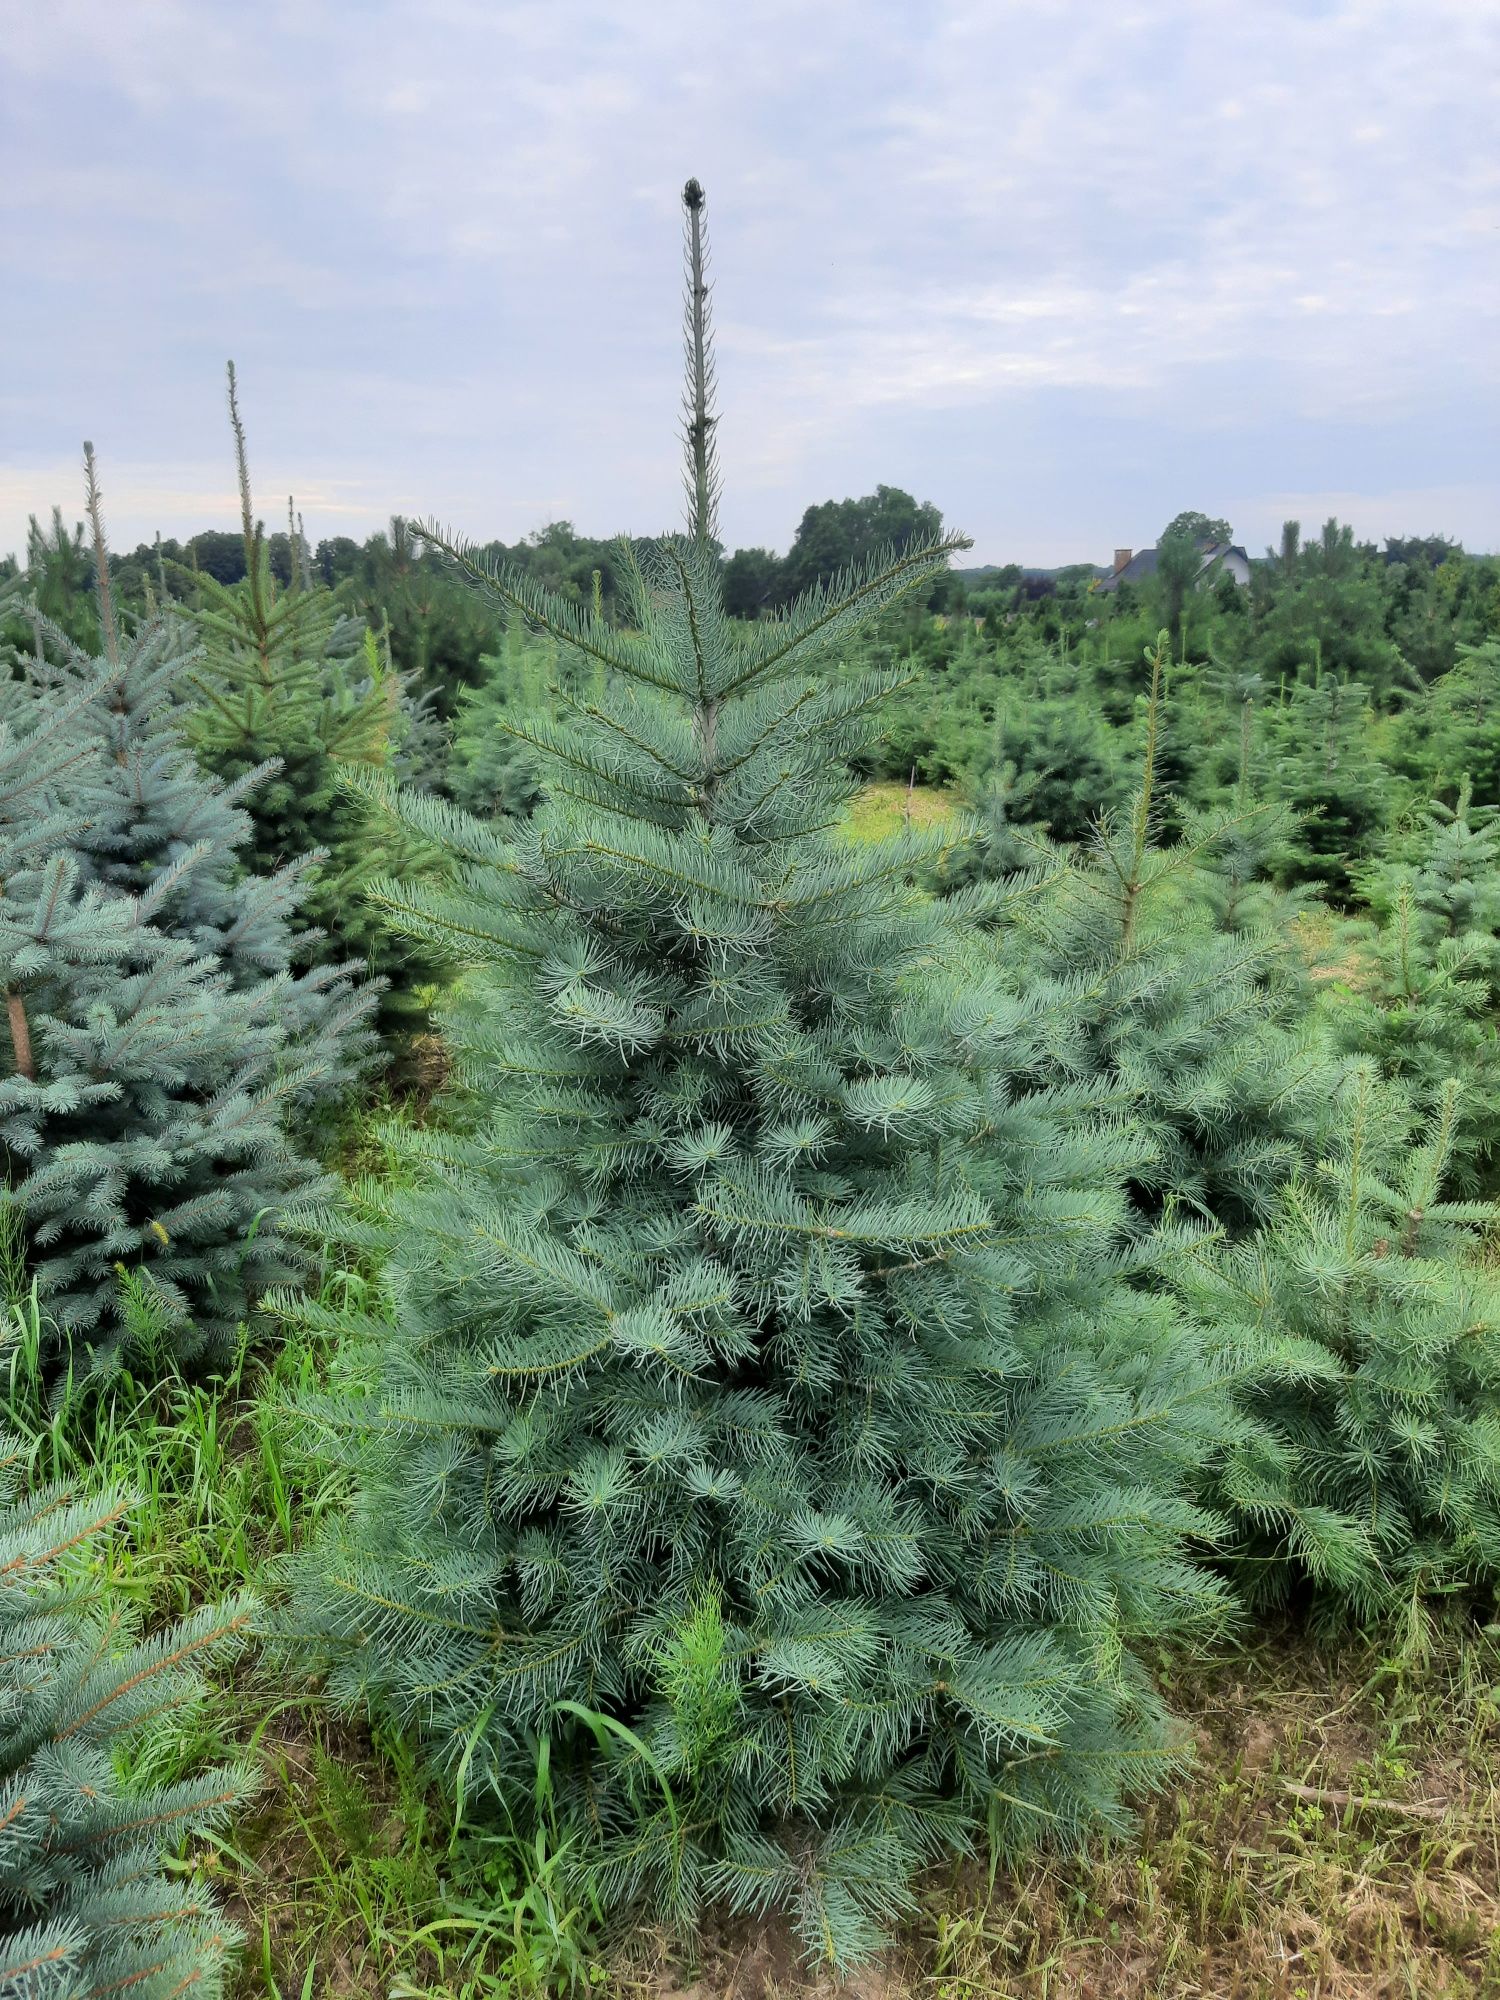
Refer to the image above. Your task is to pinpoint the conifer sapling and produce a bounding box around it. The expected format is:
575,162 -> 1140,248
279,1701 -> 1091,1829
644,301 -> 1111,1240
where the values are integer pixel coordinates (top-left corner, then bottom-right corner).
1184,1068 -> 1500,1618
0,1433 -> 255,1998
292,180 -> 1237,1967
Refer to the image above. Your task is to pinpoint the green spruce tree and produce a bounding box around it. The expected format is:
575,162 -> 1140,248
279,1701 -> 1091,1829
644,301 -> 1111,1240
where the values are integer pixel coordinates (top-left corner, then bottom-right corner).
992,638 -> 1342,1234
178,365 -> 442,1034
1183,1069 -> 1500,1620
1329,781 -> 1500,1190
289,183 -> 1237,1968
1266,670 -> 1391,900
1393,637 -> 1500,812
19,510 -> 99,653
976,648 -> 1130,850
449,620 -> 599,822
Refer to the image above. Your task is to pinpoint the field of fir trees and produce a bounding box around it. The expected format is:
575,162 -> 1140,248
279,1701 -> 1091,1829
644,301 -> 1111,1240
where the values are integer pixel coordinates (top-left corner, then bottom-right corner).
3,181 -> 1500,2000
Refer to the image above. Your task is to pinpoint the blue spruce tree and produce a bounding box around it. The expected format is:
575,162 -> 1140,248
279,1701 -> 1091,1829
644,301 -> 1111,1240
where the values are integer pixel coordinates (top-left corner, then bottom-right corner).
290,183 -> 1237,1967
0,1433 -> 254,1997
0,448 -> 378,1375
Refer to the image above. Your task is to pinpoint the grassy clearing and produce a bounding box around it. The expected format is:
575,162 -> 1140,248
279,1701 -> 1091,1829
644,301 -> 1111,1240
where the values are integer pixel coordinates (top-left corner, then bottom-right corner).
842,781 -> 959,843
901,1631 -> 1500,2000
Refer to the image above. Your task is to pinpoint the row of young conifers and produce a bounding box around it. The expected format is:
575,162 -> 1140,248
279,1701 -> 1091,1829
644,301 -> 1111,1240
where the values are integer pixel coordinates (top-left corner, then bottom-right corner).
2,183 -> 1498,1990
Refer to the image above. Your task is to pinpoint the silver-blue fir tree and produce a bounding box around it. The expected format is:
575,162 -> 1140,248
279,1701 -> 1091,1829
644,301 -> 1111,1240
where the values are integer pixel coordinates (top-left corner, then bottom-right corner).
290,182 -> 1238,1968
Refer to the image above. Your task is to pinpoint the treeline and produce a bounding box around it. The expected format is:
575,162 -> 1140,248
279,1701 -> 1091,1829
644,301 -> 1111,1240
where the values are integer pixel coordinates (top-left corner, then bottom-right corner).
6,480 -> 954,711
12,473 -> 1494,895
12,468 -> 1491,775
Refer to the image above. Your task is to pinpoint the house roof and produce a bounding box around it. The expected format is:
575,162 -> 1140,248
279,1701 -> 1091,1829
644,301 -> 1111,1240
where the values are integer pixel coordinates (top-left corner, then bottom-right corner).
1197,539 -> 1249,568
1097,537 -> 1249,592
1102,547 -> 1160,588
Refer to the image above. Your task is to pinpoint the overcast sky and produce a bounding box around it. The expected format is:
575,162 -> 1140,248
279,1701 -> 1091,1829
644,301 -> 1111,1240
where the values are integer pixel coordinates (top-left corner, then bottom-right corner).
3,0 -> 1497,567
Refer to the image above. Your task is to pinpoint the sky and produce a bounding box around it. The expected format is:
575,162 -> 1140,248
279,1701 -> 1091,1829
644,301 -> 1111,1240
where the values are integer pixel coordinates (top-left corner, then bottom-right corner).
2,0 -> 1497,568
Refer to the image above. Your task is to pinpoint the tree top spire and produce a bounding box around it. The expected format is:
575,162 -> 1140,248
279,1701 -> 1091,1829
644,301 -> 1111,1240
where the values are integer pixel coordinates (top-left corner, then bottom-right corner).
681,176 -> 719,547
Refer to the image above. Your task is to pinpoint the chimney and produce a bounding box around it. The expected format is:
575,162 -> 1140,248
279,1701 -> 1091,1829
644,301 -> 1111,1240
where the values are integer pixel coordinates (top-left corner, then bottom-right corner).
1112,547 -> 1132,576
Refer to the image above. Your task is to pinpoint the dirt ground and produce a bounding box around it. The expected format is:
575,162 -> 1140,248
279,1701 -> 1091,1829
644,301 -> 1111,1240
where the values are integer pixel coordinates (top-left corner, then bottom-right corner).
229,1625 -> 1500,2000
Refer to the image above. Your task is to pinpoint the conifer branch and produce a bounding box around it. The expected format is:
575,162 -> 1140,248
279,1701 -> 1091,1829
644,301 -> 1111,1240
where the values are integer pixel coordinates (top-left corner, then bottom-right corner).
721,535 -> 970,701
417,526 -> 674,692
0,1456 -> 253,1992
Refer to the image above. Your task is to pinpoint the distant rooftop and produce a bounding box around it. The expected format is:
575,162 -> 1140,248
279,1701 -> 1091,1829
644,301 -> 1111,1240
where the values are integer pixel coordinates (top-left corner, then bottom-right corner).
1097,537 -> 1250,593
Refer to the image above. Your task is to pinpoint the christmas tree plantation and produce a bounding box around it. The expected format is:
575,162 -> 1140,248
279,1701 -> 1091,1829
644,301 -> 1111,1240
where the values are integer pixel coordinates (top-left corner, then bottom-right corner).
292,183 -> 1238,1967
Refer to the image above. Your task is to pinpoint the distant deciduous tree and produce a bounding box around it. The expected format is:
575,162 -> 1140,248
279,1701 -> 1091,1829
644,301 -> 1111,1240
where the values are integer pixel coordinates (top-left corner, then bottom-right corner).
315,534 -> 364,586
1162,510 -> 1233,546
720,546 -> 781,618
184,528 -> 248,585
779,484 -> 945,600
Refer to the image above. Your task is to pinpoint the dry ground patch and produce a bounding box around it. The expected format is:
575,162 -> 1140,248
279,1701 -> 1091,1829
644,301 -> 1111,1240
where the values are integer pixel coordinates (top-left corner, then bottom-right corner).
227,1627 -> 1500,2000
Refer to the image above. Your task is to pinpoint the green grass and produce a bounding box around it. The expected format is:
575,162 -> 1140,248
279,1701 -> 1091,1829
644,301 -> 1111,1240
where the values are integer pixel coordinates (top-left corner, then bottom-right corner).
842,779 -> 959,843
0,1274 -> 609,2000
227,1709 -> 607,1999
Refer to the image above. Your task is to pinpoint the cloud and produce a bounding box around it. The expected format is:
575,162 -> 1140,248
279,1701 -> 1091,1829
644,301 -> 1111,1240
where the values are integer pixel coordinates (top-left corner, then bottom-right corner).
0,458 -> 403,549
2,0 -> 1495,562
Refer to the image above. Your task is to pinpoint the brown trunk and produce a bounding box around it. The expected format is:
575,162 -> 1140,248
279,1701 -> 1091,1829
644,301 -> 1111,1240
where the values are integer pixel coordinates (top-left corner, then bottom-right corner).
4,988 -> 34,1080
